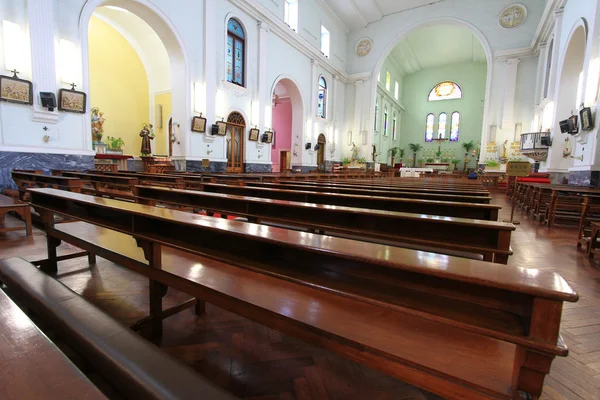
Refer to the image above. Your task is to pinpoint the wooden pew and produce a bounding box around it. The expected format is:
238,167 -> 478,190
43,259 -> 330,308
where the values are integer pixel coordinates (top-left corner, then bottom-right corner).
28,187 -> 578,400
60,171 -> 138,200
0,288 -> 107,400
0,258 -> 237,400
134,185 -> 514,263
11,171 -> 82,201
546,187 -> 600,228
242,181 -> 493,203
0,194 -> 32,236
181,182 -> 501,220
98,171 -> 184,189
577,196 -> 600,252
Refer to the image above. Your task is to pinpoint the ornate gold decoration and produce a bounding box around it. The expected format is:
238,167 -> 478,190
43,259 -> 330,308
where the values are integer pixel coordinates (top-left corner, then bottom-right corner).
499,4 -> 527,28
355,38 -> 372,57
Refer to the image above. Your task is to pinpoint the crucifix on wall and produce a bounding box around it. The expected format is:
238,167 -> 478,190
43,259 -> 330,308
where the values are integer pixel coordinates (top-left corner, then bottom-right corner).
432,134 -> 449,156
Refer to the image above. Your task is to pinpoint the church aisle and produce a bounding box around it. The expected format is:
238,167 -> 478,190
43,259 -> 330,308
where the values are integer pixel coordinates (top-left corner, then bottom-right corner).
0,190 -> 598,399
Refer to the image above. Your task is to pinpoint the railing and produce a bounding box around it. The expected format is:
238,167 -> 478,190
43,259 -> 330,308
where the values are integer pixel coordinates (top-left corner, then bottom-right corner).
520,132 -> 550,151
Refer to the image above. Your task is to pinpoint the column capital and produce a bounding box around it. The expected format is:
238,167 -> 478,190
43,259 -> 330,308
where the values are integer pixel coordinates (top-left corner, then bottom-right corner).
506,57 -> 521,66
311,59 -> 319,67
257,21 -> 270,32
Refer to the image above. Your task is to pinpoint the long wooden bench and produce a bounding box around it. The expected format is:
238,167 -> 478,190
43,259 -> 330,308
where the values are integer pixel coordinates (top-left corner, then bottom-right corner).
242,181 -> 493,203
98,171 -> 184,189
11,171 -> 82,201
60,171 -> 139,200
0,287 -> 107,400
183,182 -> 501,220
0,257 -> 237,400
0,194 -> 32,236
135,185 -> 514,263
29,187 -> 577,400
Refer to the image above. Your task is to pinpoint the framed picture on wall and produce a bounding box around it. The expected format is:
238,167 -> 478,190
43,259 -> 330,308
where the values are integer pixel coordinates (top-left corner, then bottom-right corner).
0,74 -> 33,105
191,116 -> 207,132
216,121 -> 227,136
580,107 -> 594,131
249,128 -> 259,141
262,130 -> 273,144
58,89 -> 86,113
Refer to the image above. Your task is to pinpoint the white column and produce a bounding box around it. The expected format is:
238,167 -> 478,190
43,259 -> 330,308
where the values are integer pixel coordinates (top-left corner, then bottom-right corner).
310,59 -> 318,123
353,80 -> 363,146
547,8 -> 564,101
203,0 -> 217,128
500,58 -> 520,130
28,0 -> 58,123
534,42 -> 548,106
257,21 -> 269,131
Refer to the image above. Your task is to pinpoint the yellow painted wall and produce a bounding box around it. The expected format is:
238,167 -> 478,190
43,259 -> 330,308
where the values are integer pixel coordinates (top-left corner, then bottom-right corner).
88,16 -> 149,156
154,92 -> 172,155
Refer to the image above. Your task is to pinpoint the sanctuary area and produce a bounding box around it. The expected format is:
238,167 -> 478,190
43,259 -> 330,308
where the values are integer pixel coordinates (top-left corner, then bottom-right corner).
1,0 -> 600,399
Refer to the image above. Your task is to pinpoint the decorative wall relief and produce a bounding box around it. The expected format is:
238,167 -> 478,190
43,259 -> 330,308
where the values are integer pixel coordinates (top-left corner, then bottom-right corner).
499,4 -> 527,28
0,73 -> 33,105
355,38 -> 373,57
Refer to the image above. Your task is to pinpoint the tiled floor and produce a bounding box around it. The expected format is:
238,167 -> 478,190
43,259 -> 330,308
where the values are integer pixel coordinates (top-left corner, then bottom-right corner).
1,189 -> 599,399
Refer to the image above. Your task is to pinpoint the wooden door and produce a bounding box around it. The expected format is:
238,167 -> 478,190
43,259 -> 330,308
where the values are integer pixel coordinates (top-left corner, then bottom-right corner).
226,125 -> 244,172
317,134 -> 326,168
280,150 -> 290,173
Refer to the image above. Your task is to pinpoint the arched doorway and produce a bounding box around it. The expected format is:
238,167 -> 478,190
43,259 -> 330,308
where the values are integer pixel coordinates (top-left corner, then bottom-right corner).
80,0 -> 190,157
226,112 -> 246,172
270,77 -> 304,173
317,134 -> 326,169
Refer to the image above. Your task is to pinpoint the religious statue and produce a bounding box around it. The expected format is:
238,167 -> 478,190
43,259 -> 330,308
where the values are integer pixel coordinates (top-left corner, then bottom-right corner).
500,140 -> 508,160
91,107 -> 106,142
351,142 -> 359,161
140,123 -> 154,156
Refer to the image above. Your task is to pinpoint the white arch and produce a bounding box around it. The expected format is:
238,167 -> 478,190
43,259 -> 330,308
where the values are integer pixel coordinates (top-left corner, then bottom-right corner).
270,74 -> 306,169
79,0 -> 191,157
371,17 -> 493,161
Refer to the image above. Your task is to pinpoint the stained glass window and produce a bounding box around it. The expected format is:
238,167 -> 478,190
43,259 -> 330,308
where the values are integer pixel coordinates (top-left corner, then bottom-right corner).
227,19 -> 245,86
428,81 -> 462,101
438,112 -> 447,138
450,112 -> 460,141
317,76 -> 327,118
383,105 -> 389,136
392,111 -> 397,141
425,113 -> 434,142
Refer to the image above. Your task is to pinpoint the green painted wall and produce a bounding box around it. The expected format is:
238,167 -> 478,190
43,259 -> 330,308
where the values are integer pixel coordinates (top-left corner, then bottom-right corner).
399,62 -> 486,167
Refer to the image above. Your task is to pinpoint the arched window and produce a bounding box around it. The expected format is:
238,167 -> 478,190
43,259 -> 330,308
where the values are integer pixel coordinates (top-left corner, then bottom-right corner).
226,19 -> 245,86
450,112 -> 460,141
425,113 -> 434,142
438,112 -> 447,138
428,81 -> 462,101
392,111 -> 397,141
383,105 -> 389,136
317,76 -> 327,118
374,97 -> 379,131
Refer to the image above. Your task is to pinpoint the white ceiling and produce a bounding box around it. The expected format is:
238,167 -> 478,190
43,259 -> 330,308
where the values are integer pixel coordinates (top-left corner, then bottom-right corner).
324,0 -> 448,29
388,24 -> 486,76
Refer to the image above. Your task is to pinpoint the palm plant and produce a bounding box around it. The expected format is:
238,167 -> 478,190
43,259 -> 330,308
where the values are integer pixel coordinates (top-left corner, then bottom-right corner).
461,140 -> 476,171
408,143 -> 423,167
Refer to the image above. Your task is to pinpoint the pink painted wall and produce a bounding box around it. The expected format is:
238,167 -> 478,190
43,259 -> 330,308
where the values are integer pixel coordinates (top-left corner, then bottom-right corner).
271,100 -> 292,172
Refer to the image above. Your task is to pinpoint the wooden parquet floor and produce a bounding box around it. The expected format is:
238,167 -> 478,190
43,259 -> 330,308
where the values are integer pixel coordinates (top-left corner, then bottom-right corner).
1,190 -> 600,399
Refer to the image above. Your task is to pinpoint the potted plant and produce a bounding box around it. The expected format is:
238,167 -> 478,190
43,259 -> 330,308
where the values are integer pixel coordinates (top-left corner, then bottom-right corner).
408,143 -> 423,168
461,140 -> 476,172
418,158 -> 425,168
451,158 -> 461,170
388,147 -> 399,166
440,157 -> 449,163
105,136 -> 125,155
426,158 -> 434,163
342,157 -> 351,167
398,148 -> 405,167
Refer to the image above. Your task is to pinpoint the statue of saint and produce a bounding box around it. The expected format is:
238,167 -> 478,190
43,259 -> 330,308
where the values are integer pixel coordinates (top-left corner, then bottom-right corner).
351,142 -> 359,161
91,107 -> 106,142
501,140 -> 508,159
140,123 -> 154,156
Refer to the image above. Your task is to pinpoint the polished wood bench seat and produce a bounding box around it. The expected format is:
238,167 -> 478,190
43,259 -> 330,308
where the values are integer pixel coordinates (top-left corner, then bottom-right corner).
29,188 -> 577,400
0,194 -> 32,236
0,287 -> 107,400
11,171 -> 82,201
135,185 -> 514,263
60,171 -> 138,200
0,257 -> 237,400
98,171 -> 184,188
183,182 -> 500,220
243,181 -> 493,203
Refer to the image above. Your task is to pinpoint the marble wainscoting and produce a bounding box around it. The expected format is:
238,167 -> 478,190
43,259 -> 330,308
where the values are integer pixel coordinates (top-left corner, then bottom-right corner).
568,171 -> 600,187
185,160 -> 227,173
245,163 -> 272,173
0,151 -> 94,189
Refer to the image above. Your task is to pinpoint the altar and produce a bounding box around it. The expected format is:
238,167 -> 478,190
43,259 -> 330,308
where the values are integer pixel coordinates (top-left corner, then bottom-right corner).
424,163 -> 450,172
94,154 -> 133,172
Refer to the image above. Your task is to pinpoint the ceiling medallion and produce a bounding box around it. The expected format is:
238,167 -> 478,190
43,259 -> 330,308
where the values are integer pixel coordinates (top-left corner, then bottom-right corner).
499,4 -> 527,28
355,38 -> 373,57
